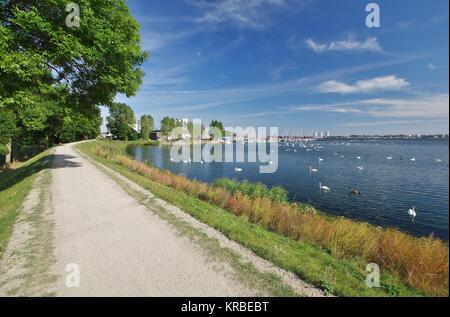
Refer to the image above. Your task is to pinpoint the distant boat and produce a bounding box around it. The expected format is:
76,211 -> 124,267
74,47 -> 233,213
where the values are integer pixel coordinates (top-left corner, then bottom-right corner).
235,167 -> 243,172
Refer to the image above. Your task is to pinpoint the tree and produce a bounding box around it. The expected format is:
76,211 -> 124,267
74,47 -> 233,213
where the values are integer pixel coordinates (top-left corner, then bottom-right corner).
58,108 -> 101,143
0,0 -> 147,158
210,120 -> 225,137
160,117 -> 179,137
140,114 -> 154,140
106,103 -> 137,140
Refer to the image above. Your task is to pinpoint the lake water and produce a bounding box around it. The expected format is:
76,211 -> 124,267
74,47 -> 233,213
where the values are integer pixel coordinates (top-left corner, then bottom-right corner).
127,139 -> 449,240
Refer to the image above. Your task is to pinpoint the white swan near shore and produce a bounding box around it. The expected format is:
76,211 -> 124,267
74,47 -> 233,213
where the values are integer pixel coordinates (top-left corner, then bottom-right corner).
235,167 -> 243,172
319,182 -> 330,191
408,207 -> 417,221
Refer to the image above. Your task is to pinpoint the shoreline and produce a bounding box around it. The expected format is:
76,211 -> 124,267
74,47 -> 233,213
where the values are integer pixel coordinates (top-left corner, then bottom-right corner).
77,140 -> 449,296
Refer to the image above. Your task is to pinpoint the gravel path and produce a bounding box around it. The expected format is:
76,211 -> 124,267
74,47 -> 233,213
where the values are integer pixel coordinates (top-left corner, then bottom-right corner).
50,143 -> 258,296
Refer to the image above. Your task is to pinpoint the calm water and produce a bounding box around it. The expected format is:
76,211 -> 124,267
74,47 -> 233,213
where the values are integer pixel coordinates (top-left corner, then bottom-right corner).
127,139 -> 449,240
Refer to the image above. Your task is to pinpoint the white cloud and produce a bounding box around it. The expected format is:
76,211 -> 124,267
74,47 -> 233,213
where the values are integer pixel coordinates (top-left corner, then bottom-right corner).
317,75 -> 410,94
340,119 -> 445,127
193,0 -> 288,30
305,37 -> 383,53
288,94 -> 449,118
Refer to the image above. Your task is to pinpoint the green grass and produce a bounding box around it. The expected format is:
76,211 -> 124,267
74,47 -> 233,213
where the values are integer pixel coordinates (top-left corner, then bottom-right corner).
0,150 -> 54,259
76,141 -> 424,297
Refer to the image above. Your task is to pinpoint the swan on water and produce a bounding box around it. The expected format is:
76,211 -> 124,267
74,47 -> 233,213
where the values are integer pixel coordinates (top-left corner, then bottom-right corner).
319,182 -> 331,191
357,165 -> 364,171
356,156 -> 361,160
318,157 -> 324,162
408,207 -> 417,221
309,166 -> 318,173
386,156 -> 393,160
411,157 -> 416,162
349,187 -> 361,195
235,167 -> 243,172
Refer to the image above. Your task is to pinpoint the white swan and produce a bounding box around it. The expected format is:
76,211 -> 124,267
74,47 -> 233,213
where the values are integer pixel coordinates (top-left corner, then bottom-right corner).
319,182 -> 331,191
411,157 -> 416,162
235,167 -> 243,172
357,165 -> 364,171
356,156 -> 361,160
318,157 -> 324,162
309,166 -> 318,173
408,207 -> 417,221
435,158 -> 442,162
386,156 -> 393,160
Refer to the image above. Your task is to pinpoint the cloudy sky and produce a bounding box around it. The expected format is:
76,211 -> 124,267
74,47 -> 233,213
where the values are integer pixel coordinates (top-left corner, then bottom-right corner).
110,0 -> 449,135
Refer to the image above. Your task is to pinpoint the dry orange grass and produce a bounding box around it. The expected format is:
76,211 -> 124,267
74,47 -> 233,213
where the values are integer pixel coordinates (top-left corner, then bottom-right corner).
94,146 -> 449,296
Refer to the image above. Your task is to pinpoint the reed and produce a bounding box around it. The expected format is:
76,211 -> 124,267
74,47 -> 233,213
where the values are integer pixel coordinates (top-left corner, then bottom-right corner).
91,143 -> 449,296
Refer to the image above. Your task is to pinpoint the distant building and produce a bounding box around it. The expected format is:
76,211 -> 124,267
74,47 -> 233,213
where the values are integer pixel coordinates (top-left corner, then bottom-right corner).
149,130 -> 164,141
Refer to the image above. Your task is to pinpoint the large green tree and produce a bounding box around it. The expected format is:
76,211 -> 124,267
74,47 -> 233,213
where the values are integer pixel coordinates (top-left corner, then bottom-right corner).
106,102 -> 137,140
0,0 -> 147,161
160,117 -> 179,137
140,114 -> 154,140
210,120 -> 225,137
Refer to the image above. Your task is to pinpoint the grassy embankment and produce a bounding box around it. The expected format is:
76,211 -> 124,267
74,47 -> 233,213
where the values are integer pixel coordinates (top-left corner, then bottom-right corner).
76,140 -> 448,297
0,150 -> 54,258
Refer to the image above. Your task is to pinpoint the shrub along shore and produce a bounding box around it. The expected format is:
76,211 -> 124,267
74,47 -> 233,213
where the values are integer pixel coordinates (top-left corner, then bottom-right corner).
77,140 -> 448,296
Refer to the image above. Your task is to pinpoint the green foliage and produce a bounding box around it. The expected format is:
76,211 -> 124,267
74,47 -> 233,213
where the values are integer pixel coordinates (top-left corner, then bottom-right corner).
0,110 -> 17,151
214,178 -> 288,203
160,117 -> 180,136
0,0 -> 147,157
140,114 -> 154,140
106,103 -> 137,141
269,186 -> 289,203
58,108 -> 101,143
210,120 -> 225,137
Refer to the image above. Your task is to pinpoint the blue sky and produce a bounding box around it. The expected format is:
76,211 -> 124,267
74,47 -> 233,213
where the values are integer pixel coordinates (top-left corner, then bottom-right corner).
109,0 -> 449,135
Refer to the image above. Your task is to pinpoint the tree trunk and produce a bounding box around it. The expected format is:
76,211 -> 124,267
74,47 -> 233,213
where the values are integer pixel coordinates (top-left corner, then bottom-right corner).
4,141 -> 11,166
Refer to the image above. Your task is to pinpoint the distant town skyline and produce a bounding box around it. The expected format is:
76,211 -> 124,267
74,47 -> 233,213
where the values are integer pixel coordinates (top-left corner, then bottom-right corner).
107,0 -> 449,135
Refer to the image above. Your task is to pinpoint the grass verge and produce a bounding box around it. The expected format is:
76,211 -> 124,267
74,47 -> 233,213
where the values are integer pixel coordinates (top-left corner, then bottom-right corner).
76,140 -> 430,297
0,150 -> 54,259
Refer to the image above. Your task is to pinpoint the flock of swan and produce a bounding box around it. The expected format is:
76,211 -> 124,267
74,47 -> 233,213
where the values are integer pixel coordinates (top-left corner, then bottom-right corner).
166,142 -> 445,221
